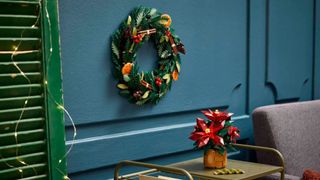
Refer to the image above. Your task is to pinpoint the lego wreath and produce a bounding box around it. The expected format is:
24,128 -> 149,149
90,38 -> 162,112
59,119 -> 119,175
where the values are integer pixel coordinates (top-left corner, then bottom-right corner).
111,6 -> 186,105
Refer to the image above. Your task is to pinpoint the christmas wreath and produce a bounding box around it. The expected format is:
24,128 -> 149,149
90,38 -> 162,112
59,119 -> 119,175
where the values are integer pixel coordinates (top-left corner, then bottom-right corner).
111,6 -> 186,105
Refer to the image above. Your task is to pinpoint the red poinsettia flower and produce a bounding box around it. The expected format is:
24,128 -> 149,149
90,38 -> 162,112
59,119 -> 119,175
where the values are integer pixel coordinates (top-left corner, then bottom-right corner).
189,118 -> 224,148
201,109 -> 233,123
228,126 -> 240,143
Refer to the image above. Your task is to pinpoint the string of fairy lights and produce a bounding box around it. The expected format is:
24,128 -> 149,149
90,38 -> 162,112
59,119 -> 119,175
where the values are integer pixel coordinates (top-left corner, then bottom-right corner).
1,0 -> 77,179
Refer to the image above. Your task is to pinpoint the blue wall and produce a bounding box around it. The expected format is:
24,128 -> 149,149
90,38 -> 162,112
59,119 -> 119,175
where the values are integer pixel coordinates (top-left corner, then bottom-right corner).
58,0 -> 320,179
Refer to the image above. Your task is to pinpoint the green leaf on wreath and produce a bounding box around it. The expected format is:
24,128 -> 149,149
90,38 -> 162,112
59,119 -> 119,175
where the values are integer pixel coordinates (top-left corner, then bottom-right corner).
163,74 -> 171,84
127,15 -> 132,25
161,50 -> 169,59
176,61 -> 181,73
149,8 -> 157,16
140,71 -> 144,81
117,83 -> 128,89
160,36 -> 166,43
142,91 -> 150,99
165,36 -> 169,42
123,75 -> 131,82
158,45 -> 163,56
129,43 -> 135,54
119,90 -> 130,98
111,42 -> 120,59
158,59 -> 169,65
132,27 -> 137,36
136,11 -> 144,26
136,98 -> 148,105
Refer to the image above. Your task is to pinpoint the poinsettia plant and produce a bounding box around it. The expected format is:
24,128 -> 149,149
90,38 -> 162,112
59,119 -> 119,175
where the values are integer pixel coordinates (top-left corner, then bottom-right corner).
189,109 -> 240,155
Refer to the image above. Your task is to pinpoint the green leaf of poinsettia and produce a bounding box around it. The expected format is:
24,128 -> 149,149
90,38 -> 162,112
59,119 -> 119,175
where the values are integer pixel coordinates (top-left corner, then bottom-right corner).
218,128 -> 228,137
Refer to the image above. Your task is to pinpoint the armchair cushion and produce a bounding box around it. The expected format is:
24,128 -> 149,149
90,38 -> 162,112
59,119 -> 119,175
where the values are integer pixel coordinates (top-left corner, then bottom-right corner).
252,100 -> 320,177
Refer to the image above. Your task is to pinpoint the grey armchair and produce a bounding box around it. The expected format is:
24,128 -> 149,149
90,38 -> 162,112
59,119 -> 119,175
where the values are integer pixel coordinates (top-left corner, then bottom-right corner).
252,100 -> 320,179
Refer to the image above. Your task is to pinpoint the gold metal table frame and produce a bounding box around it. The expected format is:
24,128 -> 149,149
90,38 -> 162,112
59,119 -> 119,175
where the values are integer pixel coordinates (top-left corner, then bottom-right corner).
114,144 -> 285,180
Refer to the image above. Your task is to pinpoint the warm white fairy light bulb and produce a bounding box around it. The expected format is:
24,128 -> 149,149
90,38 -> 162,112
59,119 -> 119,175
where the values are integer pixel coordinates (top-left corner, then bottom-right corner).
57,105 -> 64,110
19,160 -> 27,165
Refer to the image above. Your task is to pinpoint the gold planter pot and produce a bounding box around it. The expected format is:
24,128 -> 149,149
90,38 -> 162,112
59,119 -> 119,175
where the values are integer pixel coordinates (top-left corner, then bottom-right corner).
203,149 -> 227,169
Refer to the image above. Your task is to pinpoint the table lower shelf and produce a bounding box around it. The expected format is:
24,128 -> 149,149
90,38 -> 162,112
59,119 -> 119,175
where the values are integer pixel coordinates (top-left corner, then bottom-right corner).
169,158 -> 283,180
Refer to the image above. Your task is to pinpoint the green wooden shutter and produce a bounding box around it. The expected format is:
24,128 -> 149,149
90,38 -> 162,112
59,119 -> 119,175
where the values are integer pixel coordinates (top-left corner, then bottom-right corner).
0,0 -> 66,179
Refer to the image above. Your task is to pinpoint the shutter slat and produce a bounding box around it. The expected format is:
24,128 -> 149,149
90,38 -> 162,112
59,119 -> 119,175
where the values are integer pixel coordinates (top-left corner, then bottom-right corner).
0,72 -> 42,85
0,152 -> 45,169
0,140 -> 46,157
0,84 -> 42,98
0,27 -> 40,38
0,163 -> 46,180
0,129 -> 45,146
0,95 -> 43,109
0,51 -> 41,62
0,38 -> 40,51
0,117 -> 44,134
0,1 -> 39,15
0,106 -> 43,121
0,61 -> 41,73
0,14 -> 38,27
18,174 -> 47,180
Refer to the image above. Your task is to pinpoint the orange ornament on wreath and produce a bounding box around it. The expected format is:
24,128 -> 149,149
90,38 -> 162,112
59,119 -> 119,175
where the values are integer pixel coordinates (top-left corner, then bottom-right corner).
172,70 -> 179,81
121,63 -> 133,75
160,14 -> 172,28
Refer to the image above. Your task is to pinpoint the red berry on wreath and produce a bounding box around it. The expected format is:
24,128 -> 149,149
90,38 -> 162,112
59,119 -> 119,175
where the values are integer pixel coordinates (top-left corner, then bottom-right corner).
133,34 -> 143,44
155,77 -> 162,87
156,81 -> 162,87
